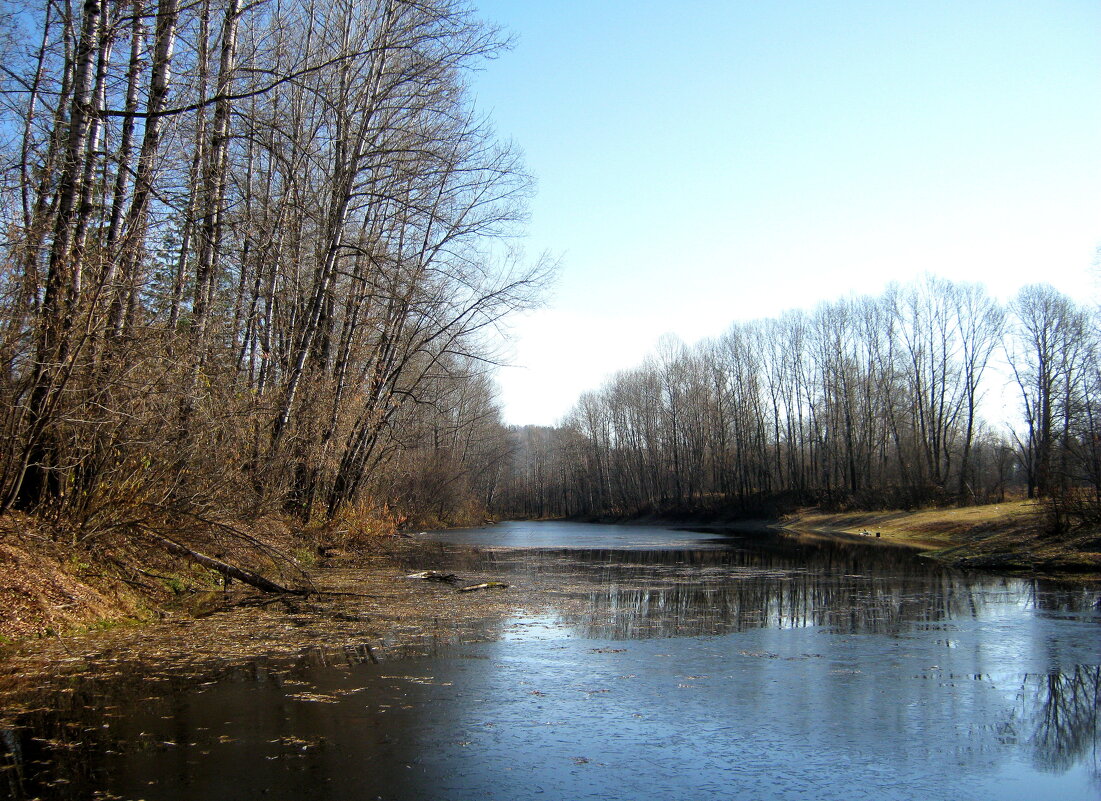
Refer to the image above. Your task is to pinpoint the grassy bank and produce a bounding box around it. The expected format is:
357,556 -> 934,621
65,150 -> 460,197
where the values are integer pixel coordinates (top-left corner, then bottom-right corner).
777,500 -> 1101,575
0,512 -> 354,642
0,497 -> 491,645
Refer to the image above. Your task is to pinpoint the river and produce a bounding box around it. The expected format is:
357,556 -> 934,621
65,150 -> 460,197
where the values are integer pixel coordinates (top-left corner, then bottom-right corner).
2,521 -> 1099,800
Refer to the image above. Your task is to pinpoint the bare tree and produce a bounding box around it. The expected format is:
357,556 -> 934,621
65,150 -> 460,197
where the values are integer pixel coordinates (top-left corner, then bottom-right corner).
0,0 -> 545,536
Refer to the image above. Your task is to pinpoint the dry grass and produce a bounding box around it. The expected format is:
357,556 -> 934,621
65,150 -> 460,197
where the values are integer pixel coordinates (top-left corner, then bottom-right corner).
780,500 -> 1101,575
0,512 -> 331,642
0,505 -> 492,647
782,500 -> 1042,544
0,514 -> 155,641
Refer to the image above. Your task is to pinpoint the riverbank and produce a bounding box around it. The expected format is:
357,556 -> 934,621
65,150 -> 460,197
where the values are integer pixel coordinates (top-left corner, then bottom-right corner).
2,509 -> 1098,744
0,532 -> 534,734
0,500 -> 489,643
775,500 -> 1101,575
0,513 -> 331,643
3,499 -> 1098,645
603,498 -> 1099,576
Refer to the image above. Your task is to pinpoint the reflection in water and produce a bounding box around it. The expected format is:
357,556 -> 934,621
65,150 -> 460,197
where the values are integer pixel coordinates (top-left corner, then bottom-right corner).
424,531 -> 1095,640
1,524 -> 1099,800
565,545 -> 1001,638
1026,666 -> 1101,778
4,639 -> 1099,800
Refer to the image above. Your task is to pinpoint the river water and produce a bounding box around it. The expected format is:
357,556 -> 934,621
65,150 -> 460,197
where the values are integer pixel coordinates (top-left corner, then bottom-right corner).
2,521 -> 1099,800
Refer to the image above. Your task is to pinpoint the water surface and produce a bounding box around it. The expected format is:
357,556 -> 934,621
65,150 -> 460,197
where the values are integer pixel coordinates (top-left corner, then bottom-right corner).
430,520 -> 731,549
2,521 -> 1098,800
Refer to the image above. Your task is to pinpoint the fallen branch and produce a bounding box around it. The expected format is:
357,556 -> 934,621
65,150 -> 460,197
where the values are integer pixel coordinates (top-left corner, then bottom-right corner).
141,505 -> 314,584
144,530 -> 304,594
458,581 -> 509,593
405,570 -> 459,583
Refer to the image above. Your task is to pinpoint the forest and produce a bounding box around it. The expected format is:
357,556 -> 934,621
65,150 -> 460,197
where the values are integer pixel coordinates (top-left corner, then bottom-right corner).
496,279 -> 1101,529
1,0 -> 1098,551
0,0 -> 544,539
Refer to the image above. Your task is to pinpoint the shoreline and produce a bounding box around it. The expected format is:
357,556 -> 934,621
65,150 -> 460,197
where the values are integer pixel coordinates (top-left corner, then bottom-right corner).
3,500 -> 1098,646
761,501 -> 1099,577
594,499 -> 1100,578
1,508 -> 1097,725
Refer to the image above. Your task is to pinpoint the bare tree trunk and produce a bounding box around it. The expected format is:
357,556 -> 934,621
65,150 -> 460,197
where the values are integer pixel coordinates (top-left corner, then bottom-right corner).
113,0 -> 180,336
191,0 -> 241,355
8,0 -> 105,510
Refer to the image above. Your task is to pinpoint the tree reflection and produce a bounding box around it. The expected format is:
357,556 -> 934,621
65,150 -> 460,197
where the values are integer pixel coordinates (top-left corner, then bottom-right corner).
518,538 -> 1031,639
427,533 -> 1098,643
1025,666 -> 1100,780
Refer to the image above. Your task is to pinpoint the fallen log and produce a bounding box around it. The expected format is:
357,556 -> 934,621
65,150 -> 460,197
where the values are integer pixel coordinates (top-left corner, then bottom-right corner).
405,570 -> 459,583
458,581 -> 509,592
145,531 -> 303,594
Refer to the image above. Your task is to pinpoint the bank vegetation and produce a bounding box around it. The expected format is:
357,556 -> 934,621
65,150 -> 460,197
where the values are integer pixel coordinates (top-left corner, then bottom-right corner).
497,278 -> 1101,557
0,0 -> 555,636
0,0 -> 543,531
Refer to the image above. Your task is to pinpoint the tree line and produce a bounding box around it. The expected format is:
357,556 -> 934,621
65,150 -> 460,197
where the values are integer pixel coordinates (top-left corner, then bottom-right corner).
496,279 -> 1101,527
2,1 -> 1096,542
0,0 -> 544,535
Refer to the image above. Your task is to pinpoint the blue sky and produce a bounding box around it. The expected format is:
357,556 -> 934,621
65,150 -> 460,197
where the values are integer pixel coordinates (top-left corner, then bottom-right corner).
470,0 -> 1101,426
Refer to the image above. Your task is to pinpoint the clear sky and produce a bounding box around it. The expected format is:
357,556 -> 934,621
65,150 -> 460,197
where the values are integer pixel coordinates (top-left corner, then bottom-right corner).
470,0 -> 1101,427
